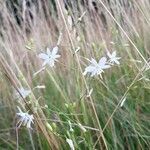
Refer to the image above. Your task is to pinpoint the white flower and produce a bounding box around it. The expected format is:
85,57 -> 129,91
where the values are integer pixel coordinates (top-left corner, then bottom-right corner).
16,106 -> 34,129
38,46 -> 60,67
17,88 -> 31,99
66,138 -> 75,150
83,57 -> 111,77
107,51 -> 121,65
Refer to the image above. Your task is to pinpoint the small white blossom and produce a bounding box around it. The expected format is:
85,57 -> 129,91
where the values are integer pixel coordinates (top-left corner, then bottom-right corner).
66,138 -> 75,150
16,106 -> 34,129
17,88 -> 31,99
38,46 -> 60,67
83,57 -> 110,77
107,51 -> 121,65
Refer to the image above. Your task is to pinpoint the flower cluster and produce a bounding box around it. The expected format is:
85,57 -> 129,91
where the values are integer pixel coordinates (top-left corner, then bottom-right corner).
83,51 -> 121,77
15,46 -> 60,130
15,46 -> 120,132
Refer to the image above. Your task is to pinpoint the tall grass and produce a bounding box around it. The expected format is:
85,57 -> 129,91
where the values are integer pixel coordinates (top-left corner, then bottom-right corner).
0,0 -> 150,149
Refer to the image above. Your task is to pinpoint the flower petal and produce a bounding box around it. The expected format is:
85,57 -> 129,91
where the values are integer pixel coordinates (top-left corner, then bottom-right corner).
47,48 -> 51,56
42,59 -> 50,66
98,57 -> 107,65
102,64 -> 111,69
90,58 -> 98,66
52,46 -> 59,55
39,53 -> 49,60
115,60 -> 120,65
53,54 -> 61,59
48,60 -> 55,67
112,51 -> 116,57
107,51 -> 112,58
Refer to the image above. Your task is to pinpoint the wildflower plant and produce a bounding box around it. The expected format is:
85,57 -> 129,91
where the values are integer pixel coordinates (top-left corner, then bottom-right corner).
83,51 -> 120,78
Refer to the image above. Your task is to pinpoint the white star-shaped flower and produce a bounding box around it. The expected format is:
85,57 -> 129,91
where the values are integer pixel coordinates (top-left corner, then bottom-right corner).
83,57 -> 111,77
16,106 -> 34,129
38,46 -> 60,67
107,51 -> 121,65
17,88 -> 31,99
